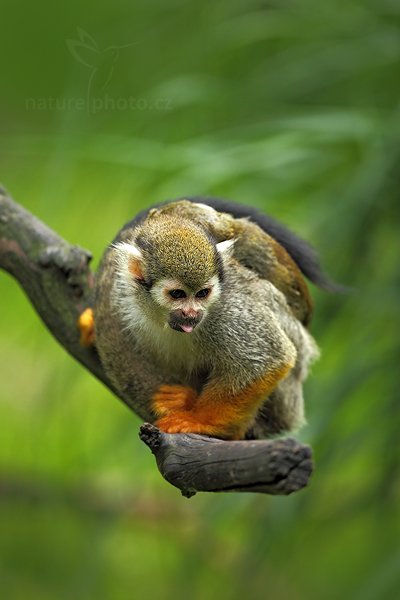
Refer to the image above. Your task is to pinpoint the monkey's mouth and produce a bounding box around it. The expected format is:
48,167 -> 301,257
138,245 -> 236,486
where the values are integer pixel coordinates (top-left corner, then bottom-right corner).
168,316 -> 202,334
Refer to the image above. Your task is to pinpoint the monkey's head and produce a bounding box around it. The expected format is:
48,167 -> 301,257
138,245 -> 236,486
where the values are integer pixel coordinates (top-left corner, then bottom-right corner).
114,215 -> 234,334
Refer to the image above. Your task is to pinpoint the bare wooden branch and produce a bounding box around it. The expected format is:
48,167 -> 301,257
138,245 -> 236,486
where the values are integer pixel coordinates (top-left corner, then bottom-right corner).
0,185 -> 112,388
0,186 -> 313,496
139,423 -> 313,497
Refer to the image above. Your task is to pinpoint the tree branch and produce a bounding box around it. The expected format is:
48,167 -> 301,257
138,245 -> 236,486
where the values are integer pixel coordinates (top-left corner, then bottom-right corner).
0,185 -> 111,387
0,186 -> 313,496
139,423 -> 312,497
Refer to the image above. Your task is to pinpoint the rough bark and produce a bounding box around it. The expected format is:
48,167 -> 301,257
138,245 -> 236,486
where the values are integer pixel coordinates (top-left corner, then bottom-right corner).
0,186 -> 313,496
139,423 -> 312,497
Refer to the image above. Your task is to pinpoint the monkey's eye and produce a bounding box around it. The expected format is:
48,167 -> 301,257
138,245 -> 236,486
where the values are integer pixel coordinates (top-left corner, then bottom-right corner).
195,288 -> 210,299
169,289 -> 187,299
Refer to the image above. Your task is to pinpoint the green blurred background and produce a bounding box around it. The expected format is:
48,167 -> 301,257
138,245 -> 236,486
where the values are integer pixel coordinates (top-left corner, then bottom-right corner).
1,1 -> 399,599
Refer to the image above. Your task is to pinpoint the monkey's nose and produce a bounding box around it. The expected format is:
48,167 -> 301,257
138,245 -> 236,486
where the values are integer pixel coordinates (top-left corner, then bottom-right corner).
181,308 -> 198,319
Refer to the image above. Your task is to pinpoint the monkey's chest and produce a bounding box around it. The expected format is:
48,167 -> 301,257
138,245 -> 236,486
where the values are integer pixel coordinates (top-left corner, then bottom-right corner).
149,330 -> 209,386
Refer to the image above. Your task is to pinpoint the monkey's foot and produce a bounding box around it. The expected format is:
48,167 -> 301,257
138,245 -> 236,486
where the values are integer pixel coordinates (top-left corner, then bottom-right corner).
152,385 -> 197,417
156,412 -> 220,436
78,307 -> 95,347
155,411 -> 242,440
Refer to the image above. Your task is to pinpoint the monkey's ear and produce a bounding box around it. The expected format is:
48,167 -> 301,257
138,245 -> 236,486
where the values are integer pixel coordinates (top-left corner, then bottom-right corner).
114,242 -> 145,281
216,238 -> 235,258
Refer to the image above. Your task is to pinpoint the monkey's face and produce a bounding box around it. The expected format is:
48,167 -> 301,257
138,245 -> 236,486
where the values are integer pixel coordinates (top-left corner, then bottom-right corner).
113,226 -> 233,335
150,275 -> 221,333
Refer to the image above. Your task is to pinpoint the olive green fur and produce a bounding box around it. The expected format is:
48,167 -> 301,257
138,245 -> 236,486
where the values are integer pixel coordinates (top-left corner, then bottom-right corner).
133,213 -> 220,291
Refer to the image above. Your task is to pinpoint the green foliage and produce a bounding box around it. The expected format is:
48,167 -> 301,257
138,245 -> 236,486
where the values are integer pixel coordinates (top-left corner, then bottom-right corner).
0,1 -> 399,599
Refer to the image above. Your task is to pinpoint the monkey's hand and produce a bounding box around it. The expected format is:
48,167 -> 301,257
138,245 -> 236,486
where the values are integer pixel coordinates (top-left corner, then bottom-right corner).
152,384 -> 198,417
153,386 -> 230,437
78,307 -> 95,347
153,385 -> 248,439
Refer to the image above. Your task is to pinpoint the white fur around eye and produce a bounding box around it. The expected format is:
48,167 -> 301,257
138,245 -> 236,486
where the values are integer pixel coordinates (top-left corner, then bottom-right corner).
150,278 -> 186,308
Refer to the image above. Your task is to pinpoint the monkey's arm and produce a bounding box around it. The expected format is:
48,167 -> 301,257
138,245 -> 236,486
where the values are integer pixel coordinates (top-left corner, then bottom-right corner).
153,361 -> 295,440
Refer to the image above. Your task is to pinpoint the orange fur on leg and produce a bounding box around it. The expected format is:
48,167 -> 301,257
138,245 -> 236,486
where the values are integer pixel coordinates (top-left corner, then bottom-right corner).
154,363 -> 294,439
78,307 -> 95,347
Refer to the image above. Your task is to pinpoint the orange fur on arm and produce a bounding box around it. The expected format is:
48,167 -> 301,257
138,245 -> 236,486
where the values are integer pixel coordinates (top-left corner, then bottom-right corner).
153,362 -> 293,440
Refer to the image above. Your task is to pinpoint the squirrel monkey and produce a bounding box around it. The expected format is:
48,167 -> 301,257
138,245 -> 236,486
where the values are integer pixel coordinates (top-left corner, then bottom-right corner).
83,198 -> 325,440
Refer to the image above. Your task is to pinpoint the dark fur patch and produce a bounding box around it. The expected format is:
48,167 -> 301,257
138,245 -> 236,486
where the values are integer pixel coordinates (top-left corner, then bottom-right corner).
136,277 -> 153,291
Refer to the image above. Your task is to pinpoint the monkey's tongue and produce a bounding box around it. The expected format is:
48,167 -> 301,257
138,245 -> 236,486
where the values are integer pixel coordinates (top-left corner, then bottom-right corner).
180,324 -> 194,333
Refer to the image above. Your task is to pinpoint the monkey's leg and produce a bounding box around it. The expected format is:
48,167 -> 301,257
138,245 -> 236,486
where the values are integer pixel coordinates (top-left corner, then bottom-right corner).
78,307 -> 95,347
249,379 -> 304,438
154,362 -> 293,440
